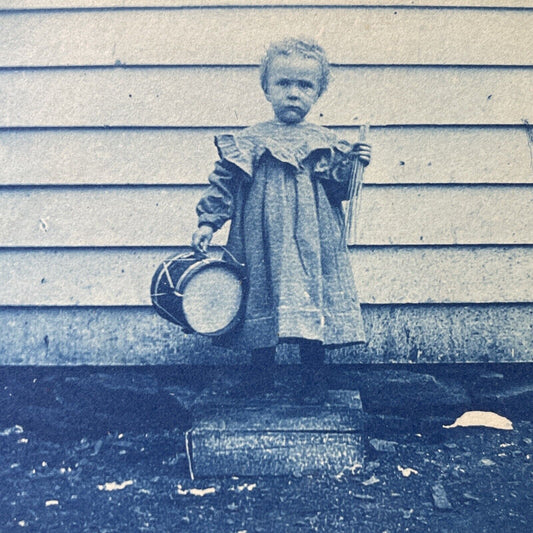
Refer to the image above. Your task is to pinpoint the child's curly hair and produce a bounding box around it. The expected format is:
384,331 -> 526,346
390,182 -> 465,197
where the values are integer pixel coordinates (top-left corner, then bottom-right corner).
260,37 -> 331,97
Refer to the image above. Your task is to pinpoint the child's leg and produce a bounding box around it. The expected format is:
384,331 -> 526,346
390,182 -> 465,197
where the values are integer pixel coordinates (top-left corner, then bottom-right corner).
298,340 -> 327,402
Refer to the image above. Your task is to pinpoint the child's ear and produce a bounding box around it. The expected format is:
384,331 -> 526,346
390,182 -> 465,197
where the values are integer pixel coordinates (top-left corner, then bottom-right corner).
264,89 -> 272,102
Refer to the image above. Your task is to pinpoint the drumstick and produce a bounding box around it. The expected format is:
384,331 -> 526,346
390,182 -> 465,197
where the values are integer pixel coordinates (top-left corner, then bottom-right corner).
340,124 -> 369,249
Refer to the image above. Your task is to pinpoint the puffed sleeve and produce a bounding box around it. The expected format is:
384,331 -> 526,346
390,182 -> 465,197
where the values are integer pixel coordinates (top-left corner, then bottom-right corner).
312,140 -> 356,203
196,159 -> 239,231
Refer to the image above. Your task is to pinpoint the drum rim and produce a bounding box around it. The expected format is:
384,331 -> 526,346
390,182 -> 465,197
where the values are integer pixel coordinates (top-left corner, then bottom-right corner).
150,257 -> 189,327
176,256 -> 247,337
150,252 -> 210,329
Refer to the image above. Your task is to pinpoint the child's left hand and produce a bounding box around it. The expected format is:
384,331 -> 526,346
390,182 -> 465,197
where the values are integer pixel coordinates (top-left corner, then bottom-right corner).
351,142 -> 371,167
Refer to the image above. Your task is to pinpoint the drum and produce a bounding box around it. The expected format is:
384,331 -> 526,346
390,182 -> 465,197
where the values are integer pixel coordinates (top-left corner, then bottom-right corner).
150,251 -> 246,336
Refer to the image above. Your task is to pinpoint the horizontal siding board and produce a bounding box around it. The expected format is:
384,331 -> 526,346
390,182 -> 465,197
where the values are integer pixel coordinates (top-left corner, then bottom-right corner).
0,304 -> 531,365
2,127 -> 532,186
356,186 -> 533,245
0,187 -> 211,248
2,8 -> 532,67
371,127 -> 533,185
1,67 -> 531,127
0,128 -> 221,186
1,186 -> 532,246
350,247 -> 533,304
1,1 -> 531,9
0,247 -> 530,306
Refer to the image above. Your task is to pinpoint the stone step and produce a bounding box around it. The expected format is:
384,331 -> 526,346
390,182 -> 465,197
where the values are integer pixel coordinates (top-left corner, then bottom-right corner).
188,390 -> 364,478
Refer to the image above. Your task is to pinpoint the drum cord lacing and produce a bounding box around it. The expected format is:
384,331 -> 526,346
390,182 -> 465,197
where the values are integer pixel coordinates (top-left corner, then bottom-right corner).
219,245 -> 245,268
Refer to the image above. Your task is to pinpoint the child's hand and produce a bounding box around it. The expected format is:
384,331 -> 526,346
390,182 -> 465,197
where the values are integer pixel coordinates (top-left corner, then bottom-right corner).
351,142 -> 371,167
192,224 -> 214,254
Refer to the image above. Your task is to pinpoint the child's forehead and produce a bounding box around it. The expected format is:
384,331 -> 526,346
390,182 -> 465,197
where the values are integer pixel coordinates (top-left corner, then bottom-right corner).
268,53 -> 322,79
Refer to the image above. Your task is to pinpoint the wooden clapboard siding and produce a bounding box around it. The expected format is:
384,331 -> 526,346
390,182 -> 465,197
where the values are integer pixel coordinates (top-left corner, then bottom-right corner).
0,186 -> 531,246
2,8 -> 532,67
0,247 -> 530,306
1,305 -> 531,365
1,67 -> 532,127
0,1 -> 531,9
355,185 -> 533,245
0,3 -> 531,365
1,127 -> 532,186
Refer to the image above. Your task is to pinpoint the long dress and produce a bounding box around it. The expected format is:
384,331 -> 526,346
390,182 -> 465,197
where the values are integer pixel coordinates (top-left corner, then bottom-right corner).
196,120 -> 366,349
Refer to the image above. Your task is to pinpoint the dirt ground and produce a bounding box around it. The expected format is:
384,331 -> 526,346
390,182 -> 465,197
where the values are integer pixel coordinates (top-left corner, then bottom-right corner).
1,365 -> 533,532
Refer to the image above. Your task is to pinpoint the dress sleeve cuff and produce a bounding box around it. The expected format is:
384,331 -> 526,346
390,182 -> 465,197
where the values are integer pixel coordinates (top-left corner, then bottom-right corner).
197,215 -> 225,231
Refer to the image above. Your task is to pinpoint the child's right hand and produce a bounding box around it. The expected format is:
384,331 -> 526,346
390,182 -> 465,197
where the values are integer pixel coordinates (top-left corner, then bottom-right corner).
351,142 -> 372,167
192,224 -> 214,254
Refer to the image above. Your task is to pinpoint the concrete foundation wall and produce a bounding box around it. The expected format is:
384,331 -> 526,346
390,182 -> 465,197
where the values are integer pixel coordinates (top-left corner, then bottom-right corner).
1,304 -> 531,365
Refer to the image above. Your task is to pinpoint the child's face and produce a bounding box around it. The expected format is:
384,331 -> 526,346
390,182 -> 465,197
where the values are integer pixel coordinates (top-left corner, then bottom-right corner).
264,54 -> 321,124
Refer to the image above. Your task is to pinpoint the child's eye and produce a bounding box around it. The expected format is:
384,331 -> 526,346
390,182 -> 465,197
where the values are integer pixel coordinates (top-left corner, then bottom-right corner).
277,79 -> 290,87
299,81 -> 314,91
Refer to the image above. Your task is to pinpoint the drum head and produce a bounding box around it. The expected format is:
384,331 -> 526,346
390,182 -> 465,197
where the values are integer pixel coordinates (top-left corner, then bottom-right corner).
180,262 -> 244,335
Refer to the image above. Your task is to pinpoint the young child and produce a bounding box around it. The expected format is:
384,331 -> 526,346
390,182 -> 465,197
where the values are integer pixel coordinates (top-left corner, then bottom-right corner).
192,38 -> 370,400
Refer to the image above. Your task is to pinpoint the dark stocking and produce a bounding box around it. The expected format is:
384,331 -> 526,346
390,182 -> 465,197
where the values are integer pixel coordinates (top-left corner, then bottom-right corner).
298,340 -> 327,402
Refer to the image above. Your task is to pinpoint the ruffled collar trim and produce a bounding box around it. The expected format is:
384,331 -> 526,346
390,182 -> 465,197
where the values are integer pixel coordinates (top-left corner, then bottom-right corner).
214,121 -> 338,178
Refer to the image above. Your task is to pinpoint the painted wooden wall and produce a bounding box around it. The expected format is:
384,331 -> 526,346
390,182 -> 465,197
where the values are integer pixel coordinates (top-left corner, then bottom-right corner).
1,2 -> 532,364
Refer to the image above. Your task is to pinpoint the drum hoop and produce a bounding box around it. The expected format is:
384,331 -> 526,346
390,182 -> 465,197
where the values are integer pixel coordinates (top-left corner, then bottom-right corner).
175,257 -> 246,295
175,257 -> 247,337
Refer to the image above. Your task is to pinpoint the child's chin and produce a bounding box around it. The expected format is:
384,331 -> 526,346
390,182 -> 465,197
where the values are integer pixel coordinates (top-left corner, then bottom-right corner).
278,112 -> 304,124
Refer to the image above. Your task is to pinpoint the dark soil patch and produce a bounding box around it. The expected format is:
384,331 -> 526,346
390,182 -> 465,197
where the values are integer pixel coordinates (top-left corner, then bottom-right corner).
1,365 -> 533,532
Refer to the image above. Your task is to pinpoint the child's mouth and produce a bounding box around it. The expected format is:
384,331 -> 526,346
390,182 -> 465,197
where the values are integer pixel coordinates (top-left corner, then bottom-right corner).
284,105 -> 302,114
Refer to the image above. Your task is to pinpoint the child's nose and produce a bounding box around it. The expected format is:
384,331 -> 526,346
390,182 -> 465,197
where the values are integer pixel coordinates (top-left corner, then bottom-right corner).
287,86 -> 300,99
